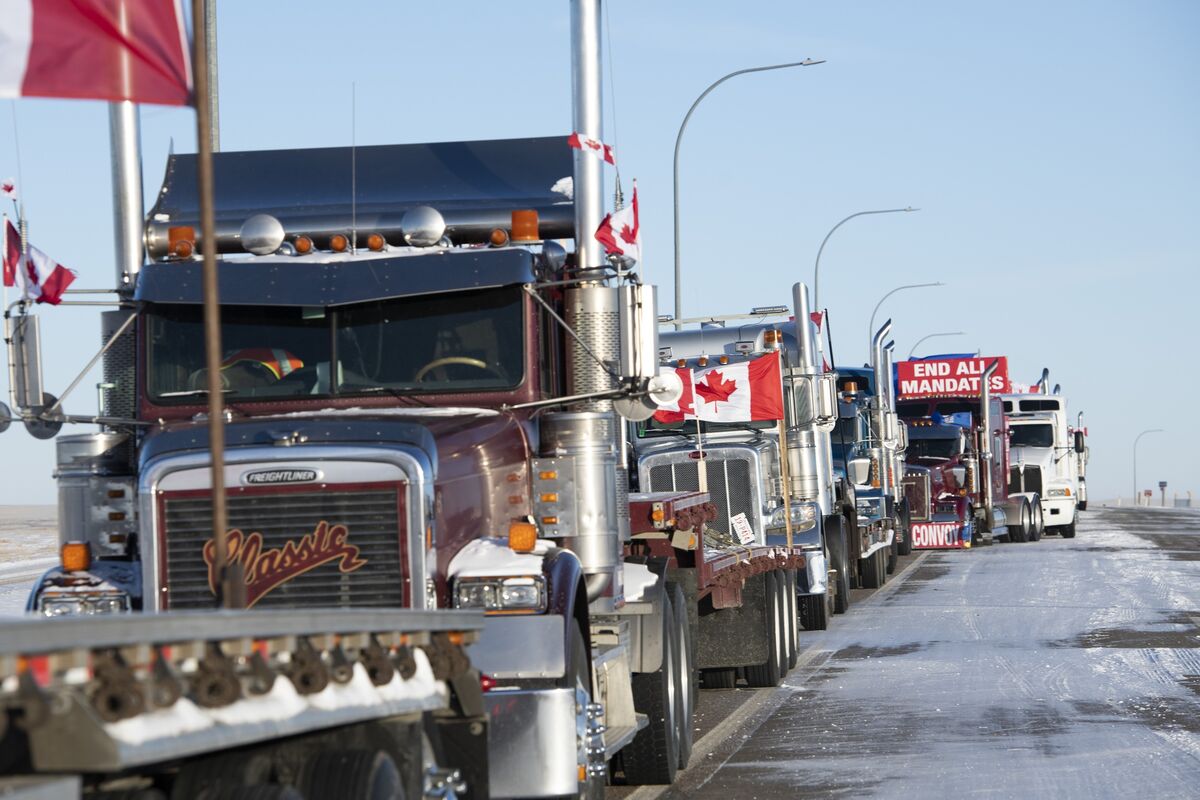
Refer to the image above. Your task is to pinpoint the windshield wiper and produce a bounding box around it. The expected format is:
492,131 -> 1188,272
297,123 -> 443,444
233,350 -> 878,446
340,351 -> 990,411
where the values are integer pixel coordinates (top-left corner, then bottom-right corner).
158,389 -> 233,398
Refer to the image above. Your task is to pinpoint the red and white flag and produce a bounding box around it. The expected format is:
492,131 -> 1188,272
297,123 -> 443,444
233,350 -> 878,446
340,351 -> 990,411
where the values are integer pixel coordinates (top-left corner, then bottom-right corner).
20,240 -> 76,305
652,366 -> 696,424
1,178 -> 16,201
3,218 -> 19,288
658,352 -> 783,423
0,0 -> 191,106
809,310 -> 823,331
595,180 -> 641,263
568,132 -> 615,165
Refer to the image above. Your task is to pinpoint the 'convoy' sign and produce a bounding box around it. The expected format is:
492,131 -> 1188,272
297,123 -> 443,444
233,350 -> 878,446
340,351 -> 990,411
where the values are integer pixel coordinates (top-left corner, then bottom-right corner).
896,356 -> 1009,399
910,521 -> 966,549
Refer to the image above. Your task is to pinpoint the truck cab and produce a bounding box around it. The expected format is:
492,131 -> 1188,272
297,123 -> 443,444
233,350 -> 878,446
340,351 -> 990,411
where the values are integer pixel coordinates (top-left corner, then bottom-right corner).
1002,387 -> 1083,537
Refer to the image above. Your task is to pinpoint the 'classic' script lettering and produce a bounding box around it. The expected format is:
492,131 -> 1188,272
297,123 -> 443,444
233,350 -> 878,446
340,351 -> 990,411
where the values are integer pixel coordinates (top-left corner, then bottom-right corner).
203,520 -> 368,607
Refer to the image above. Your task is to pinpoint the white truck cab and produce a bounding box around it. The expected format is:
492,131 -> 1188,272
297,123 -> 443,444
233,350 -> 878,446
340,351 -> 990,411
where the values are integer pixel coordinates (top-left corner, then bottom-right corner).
1002,379 -> 1084,537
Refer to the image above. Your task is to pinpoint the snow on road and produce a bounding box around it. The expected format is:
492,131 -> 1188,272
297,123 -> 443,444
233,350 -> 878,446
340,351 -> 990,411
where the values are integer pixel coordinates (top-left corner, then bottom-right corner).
0,505 -> 57,616
659,507 -> 1200,799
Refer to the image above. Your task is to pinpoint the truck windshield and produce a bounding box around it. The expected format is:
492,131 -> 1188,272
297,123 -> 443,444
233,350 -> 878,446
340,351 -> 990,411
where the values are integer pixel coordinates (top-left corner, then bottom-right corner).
1010,424 -> 1054,448
146,287 -> 525,403
907,436 -> 962,460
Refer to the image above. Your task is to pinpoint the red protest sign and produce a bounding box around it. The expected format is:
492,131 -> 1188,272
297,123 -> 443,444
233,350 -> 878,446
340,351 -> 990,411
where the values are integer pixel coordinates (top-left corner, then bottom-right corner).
896,356 -> 1009,399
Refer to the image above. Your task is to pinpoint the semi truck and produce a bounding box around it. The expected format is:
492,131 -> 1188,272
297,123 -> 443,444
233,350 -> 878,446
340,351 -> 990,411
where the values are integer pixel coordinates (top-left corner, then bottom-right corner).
895,356 -> 1041,546
1002,371 -> 1084,538
636,284 -> 849,633
1,3 -> 813,795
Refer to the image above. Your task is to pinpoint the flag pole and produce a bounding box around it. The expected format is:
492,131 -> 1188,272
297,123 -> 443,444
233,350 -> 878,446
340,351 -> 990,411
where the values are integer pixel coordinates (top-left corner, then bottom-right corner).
192,0 -> 242,609
695,417 -> 707,493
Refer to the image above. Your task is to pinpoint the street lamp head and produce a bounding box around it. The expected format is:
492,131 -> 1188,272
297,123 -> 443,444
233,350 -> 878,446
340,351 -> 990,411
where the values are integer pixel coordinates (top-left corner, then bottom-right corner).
799,58 -> 827,66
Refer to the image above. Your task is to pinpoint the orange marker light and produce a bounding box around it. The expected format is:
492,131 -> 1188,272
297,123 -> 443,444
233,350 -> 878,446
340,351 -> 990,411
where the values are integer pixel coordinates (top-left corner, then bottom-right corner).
719,355 -> 730,365
168,226 -> 195,259
538,470 -> 558,481
293,235 -> 314,255
511,210 -> 539,242
367,233 -> 386,251
61,541 -> 91,573
330,234 -> 349,252
508,522 -> 538,553
540,493 -> 559,503
541,516 -> 559,526
650,508 -> 665,522
698,356 -> 709,367
172,239 -> 194,258
490,228 -> 510,247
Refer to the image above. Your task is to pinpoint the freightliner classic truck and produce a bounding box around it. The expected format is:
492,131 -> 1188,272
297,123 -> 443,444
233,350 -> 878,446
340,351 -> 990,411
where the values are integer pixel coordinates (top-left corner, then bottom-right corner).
1,3 -> 812,795
636,284 -> 849,634
1002,370 -> 1085,538
895,356 -> 1041,547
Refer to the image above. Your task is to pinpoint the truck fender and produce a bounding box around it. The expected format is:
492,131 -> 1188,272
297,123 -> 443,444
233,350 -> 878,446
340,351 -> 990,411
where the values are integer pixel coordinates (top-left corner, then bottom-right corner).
541,547 -> 592,676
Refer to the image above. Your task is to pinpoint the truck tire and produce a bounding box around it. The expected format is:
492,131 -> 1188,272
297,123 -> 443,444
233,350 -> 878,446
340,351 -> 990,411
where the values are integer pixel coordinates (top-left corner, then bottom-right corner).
623,592 -> 680,785
744,574 -> 783,688
886,537 -> 898,575
1061,516 -> 1077,539
1010,500 -> 1030,543
300,749 -> 403,800
668,582 -> 695,770
799,591 -> 830,631
1078,499 -> 1088,511
199,787 -> 303,800
172,751 -> 274,800
897,503 -> 913,557
827,518 -> 852,614
700,668 -> 737,689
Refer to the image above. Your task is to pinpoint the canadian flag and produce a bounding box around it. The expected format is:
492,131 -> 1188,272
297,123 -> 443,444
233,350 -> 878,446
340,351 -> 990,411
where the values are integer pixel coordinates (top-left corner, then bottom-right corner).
691,351 -> 784,422
0,0 -> 191,106
567,132 -> 616,165
652,366 -> 696,424
8,222 -> 76,304
3,218 -> 18,288
1,178 -> 16,201
595,180 -> 640,263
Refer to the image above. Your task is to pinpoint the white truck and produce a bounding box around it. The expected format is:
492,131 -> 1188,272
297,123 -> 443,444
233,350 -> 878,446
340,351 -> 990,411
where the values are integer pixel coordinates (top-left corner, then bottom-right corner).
1002,371 -> 1084,538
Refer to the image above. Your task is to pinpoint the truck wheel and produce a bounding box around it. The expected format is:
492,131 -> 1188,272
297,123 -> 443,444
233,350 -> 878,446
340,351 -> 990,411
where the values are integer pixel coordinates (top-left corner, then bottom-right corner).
198,787 -> 303,800
827,518 -> 852,614
1010,500 -> 1030,543
897,503 -> 913,557
886,537 -> 898,575
623,592 -> 680,785
300,749 -> 403,800
668,582 -> 695,770
799,592 -> 830,631
744,574 -> 783,688
1061,516 -> 1077,539
171,751 -> 274,800
1030,502 -> 1044,541
1078,499 -> 1088,511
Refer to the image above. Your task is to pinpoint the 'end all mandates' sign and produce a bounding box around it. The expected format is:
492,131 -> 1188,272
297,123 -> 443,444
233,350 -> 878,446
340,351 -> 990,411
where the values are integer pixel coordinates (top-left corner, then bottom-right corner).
896,356 -> 1009,399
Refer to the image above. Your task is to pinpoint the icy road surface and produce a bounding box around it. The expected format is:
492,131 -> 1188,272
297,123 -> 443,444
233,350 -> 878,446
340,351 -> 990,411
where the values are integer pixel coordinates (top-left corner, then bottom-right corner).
0,506 -> 56,616
618,507 -> 1200,799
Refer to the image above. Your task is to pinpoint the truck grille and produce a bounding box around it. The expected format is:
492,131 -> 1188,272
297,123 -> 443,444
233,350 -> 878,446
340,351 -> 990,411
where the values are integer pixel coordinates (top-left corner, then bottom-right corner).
903,473 -> 931,521
1008,466 -> 1043,497
160,483 -> 408,610
648,459 -> 754,540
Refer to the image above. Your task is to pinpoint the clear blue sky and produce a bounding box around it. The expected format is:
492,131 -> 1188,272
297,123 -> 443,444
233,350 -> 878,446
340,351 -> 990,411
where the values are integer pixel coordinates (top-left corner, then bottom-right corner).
1,0 -> 1196,505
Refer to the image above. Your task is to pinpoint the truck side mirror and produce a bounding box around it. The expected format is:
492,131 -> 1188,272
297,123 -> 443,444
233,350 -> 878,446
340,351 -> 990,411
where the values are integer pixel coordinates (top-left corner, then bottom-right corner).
817,374 -> 838,423
0,401 -> 11,434
1074,430 -> 1085,454
8,313 -> 45,410
847,457 -> 872,486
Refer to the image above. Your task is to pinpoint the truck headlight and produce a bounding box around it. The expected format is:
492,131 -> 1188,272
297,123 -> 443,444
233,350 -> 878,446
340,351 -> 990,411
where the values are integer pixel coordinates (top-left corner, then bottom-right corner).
769,503 -> 817,532
38,591 -> 130,617
1047,487 -> 1072,498
856,497 -> 882,517
454,576 -> 547,614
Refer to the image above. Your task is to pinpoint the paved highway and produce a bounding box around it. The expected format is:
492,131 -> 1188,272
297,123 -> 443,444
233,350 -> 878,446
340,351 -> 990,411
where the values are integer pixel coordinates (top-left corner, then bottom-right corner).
613,507 -> 1200,799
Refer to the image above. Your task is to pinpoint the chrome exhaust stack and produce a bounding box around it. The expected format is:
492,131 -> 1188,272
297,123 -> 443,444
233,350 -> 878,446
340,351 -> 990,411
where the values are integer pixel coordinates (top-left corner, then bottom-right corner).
870,321 -> 893,496
978,360 -> 1000,526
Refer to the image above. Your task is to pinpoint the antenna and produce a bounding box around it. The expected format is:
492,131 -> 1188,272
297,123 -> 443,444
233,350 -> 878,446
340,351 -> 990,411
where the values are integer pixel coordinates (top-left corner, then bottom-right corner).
351,82 -> 357,254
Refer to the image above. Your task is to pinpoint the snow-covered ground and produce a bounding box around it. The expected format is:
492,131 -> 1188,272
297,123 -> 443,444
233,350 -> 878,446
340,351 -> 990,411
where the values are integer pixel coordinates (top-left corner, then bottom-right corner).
0,505 -> 57,616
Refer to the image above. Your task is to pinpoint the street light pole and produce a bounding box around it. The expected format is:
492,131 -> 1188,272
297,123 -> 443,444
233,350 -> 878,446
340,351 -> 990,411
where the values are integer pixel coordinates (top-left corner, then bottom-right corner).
868,282 -> 943,358
673,58 -> 824,327
907,331 -> 965,359
1133,428 -> 1164,506
813,207 -> 918,312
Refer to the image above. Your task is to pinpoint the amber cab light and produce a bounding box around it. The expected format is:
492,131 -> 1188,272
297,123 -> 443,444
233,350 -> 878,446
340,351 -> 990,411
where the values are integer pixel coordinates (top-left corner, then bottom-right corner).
511,210 -> 539,242
330,233 -> 349,252
293,235 -> 314,255
168,225 -> 196,258
366,233 -> 386,252
490,228 -> 510,247
508,521 -> 538,553
61,541 -> 91,573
